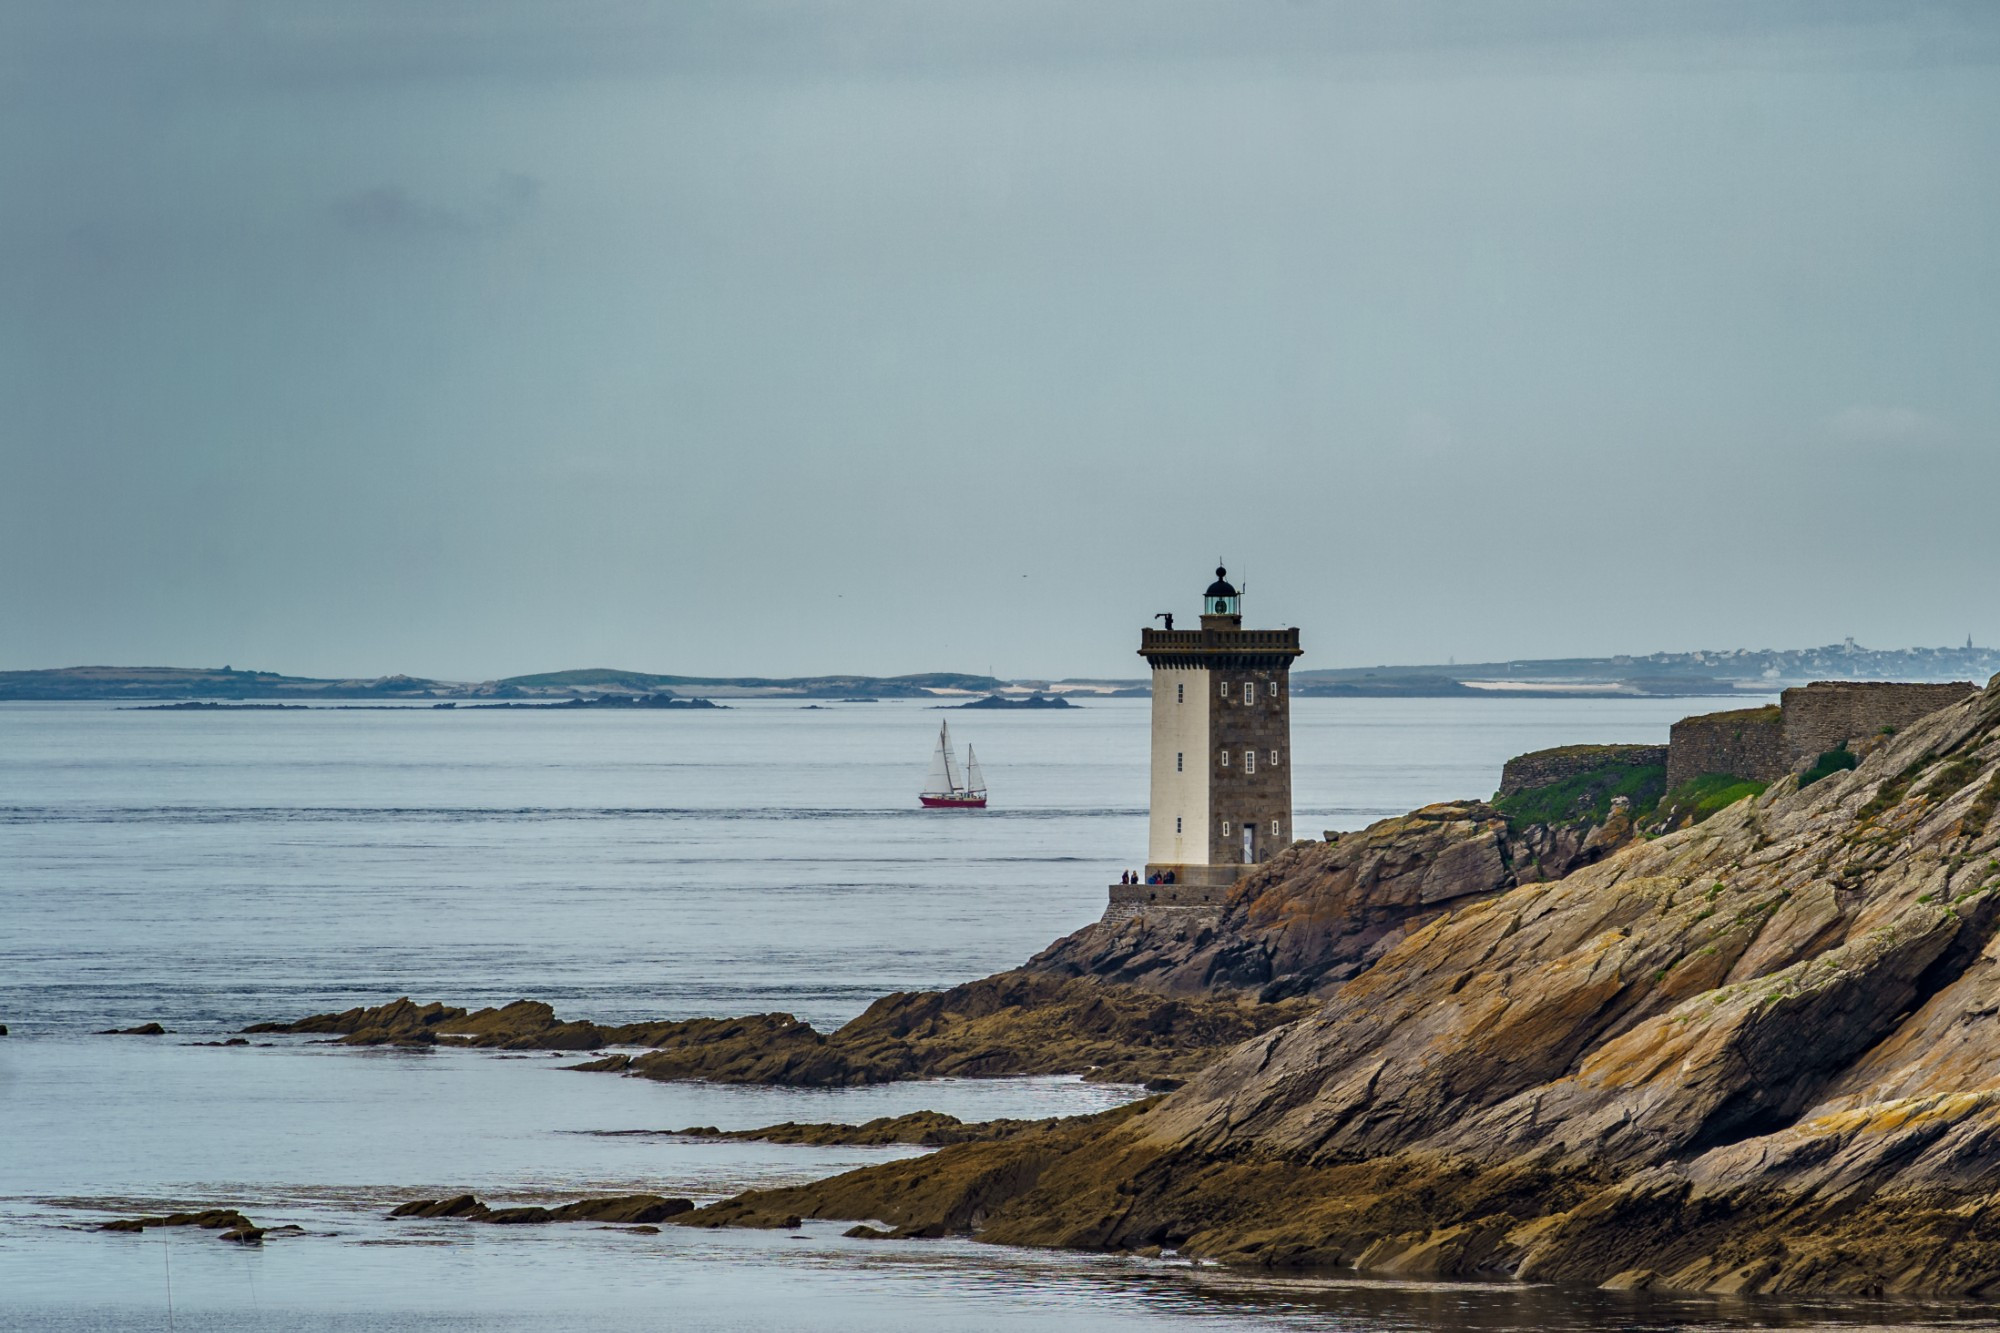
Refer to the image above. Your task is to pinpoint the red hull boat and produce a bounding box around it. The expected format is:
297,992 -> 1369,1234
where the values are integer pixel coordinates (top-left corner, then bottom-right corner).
919,720 -> 987,809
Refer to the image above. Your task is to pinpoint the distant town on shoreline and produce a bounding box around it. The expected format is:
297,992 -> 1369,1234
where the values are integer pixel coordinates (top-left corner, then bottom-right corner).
3,640 -> 1996,704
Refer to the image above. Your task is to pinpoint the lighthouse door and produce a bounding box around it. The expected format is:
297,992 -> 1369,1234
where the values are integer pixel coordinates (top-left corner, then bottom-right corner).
1242,824 -> 1254,864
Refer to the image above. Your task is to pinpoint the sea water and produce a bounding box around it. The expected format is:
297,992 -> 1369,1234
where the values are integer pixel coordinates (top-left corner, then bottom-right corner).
7,695 -> 1985,1330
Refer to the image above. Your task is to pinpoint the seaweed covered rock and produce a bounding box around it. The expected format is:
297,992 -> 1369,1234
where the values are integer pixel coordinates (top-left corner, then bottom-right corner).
614,972 -> 1310,1087
253,976 -> 1308,1088
101,1208 -> 266,1243
389,1194 -> 693,1225
675,1109 -> 1064,1147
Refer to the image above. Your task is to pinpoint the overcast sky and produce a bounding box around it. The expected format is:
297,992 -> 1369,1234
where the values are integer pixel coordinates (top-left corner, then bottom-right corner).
4,1 -> 1996,680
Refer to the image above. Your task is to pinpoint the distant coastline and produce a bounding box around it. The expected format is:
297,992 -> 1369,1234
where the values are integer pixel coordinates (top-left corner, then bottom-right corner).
6,639 -> 1996,704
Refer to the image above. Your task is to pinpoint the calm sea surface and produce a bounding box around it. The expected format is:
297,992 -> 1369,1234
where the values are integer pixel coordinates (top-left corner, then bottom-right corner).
8,694 -> 1986,1330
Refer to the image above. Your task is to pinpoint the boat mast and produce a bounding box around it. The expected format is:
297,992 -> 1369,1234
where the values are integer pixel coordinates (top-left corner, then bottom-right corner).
939,720 -> 962,794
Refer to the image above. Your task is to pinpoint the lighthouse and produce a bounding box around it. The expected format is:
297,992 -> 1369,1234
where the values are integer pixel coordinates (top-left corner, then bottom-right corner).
1133,566 -> 1303,897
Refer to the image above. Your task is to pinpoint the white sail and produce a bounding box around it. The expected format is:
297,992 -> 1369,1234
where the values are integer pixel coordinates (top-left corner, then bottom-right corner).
940,721 -> 962,792
964,744 -> 986,796
925,720 -> 966,796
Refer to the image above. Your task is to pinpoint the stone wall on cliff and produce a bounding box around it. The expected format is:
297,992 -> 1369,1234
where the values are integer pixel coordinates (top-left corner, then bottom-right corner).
1497,744 -> 1668,797
1665,704 -> 1784,788
1664,684 -> 1979,789
1778,680 -> 1978,767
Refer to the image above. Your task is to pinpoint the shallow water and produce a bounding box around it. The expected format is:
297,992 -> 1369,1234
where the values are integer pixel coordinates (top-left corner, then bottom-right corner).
12,693 -> 1983,1329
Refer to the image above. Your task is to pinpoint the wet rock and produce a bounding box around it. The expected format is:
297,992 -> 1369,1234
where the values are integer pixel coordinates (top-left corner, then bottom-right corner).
389,1194 -> 693,1225
100,1208 -> 264,1243
263,978 -> 1310,1089
674,1109 -> 1075,1147
1600,1268 -> 1658,1291
389,1194 -> 486,1219
98,1022 -> 168,1035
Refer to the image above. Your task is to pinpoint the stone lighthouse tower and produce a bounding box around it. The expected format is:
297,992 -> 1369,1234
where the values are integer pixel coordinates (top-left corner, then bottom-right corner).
1131,566 -> 1303,900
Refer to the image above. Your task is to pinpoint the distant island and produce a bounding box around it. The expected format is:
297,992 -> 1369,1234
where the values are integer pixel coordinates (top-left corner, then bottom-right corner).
948,694 -> 1072,710
131,695 -> 721,712
4,640 -> 1995,703
1288,640 -> 2000,698
462,694 -> 720,711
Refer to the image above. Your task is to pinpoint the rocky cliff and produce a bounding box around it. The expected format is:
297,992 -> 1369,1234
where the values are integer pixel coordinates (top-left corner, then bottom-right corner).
1029,793 -> 1639,1001
694,676 -> 2000,1299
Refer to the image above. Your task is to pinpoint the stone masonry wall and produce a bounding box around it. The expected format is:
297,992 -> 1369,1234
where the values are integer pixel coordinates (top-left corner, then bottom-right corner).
1666,706 -> 1785,790
1498,745 -> 1669,798
1779,681 -> 1978,768
1662,684 -> 1979,790
1208,668 -> 1292,866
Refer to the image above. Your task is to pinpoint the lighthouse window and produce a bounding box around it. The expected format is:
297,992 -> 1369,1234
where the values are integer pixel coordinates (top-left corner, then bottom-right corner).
1245,750 -> 1255,775
1268,681 -> 1279,700
1176,752 -> 1183,772
1271,749 -> 1280,765
1177,682 -> 1184,703
1176,816 -> 1182,834
1271,820 -> 1281,837
1220,750 -> 1229,767
1219,680 -> 1229,699
1221,821 -> 1230,835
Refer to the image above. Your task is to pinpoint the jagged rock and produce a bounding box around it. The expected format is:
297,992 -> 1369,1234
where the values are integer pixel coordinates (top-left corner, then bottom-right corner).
389,1194 -> 693,1225
685,680 -> 2000,1300
674,1109 -> 1069,1147
97,1022 -> 167,1035
1028,802 -> 1521,998
259,976 -> 1311,1088
100,1208 -> 265,1243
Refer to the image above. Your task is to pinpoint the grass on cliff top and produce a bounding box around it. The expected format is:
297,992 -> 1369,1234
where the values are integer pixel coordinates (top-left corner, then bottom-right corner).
1494,762 -> 1668,831
1676,703 -> 1782,729
1799,747 -> 1859,789
1650,773 -> 1770,831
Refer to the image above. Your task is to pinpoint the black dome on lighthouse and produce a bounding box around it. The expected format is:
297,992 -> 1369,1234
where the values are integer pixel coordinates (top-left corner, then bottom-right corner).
1204,566 -> 1237,598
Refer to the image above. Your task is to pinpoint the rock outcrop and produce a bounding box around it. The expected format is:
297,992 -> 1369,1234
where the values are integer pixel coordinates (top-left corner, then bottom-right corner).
250,976 -> 1311,1089
101,1208 -> 266,1243
1028,795 -> 1641,1000
687,677 -> 2000,1300
674,1108 -> 1094,1147
244,997 -> 673,1050
389,1194 -> 693,1225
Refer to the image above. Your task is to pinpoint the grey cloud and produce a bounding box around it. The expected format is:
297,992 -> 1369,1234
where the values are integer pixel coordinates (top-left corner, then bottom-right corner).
328,173 -> 540,237
2,1 -> 1997,678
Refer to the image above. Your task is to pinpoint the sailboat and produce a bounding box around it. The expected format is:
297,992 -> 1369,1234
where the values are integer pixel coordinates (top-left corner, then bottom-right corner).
919,720 -> 988,809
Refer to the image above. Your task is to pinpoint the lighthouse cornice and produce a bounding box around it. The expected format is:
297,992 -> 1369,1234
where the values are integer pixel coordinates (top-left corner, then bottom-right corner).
1138,626 -> 1302,670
